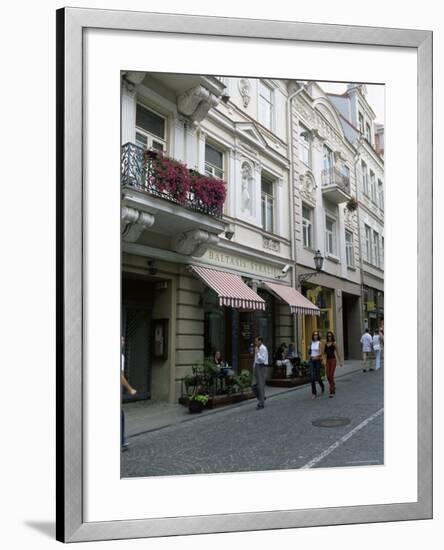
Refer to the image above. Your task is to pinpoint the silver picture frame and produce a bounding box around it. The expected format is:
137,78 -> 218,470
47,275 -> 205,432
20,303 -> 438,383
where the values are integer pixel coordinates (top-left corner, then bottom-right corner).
56,7 -> 433,542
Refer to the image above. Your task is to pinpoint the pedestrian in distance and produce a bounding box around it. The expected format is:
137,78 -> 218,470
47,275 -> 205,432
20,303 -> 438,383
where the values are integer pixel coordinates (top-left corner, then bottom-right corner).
253,336 -> 268,410
372,329 -> 382,370
323,331 -> 342,398
121,336 -> 137,452
360,327 -> 373,372
309,330 -> 325,399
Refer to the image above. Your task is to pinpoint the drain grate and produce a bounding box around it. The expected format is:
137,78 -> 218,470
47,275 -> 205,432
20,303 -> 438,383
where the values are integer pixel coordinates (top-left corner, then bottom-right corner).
312,417 -> 351,428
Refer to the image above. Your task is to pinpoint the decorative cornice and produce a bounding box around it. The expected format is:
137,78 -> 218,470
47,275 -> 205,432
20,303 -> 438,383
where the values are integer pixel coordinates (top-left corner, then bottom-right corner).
121,206 -> 155,242
172,229 -> 220,257
238,78 -> 251,108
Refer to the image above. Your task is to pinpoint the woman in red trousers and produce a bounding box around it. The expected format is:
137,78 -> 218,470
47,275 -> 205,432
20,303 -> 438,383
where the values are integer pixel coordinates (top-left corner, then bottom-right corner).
324,331 -> 342,398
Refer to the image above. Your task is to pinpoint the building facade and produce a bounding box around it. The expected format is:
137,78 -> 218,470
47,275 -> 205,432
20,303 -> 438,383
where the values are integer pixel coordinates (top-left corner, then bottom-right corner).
291,82 -> 363,360
328,84 -> 385,335
120,73 -> 384,403
120,72 -> 308,404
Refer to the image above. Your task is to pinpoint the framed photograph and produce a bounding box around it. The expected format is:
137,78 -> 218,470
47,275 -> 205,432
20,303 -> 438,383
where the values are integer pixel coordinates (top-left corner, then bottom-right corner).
153,319 -> 168,360
56,7 -> 432,543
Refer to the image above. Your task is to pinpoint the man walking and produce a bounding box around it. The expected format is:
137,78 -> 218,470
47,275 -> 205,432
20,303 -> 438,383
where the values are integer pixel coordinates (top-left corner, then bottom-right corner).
360,328 -> 373,372
253,336 -> 268,410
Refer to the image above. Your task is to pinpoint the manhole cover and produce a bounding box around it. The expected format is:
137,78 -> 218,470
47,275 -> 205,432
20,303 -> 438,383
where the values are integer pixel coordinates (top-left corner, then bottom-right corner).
312,417 -> 351,428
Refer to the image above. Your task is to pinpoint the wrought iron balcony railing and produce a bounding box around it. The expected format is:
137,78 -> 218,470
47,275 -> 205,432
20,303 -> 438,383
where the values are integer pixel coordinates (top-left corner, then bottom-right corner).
121,142 -> 226,218
321,168 -> 351,195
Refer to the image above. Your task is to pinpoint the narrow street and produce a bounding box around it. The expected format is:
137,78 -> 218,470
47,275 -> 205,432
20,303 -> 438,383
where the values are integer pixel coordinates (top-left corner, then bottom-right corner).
122,366 -> 383,477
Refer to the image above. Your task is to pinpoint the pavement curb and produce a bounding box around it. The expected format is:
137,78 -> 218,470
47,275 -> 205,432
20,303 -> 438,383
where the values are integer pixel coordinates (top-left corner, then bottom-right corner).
128,366 -> 374,439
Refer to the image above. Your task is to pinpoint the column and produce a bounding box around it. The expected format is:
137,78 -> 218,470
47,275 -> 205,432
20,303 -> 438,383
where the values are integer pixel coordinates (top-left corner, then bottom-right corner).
253,161 -> 262,226
172,115 -> 186,162
338,206 -> 348,279
311,134 -> 326,254
121,80 -> 136,145
197,129 -> 206,174
185,122 -> 198,171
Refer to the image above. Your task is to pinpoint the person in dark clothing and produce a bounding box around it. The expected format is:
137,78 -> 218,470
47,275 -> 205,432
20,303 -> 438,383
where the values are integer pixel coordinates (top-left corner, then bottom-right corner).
308,331 -> 324,399
323,331 -> 342,398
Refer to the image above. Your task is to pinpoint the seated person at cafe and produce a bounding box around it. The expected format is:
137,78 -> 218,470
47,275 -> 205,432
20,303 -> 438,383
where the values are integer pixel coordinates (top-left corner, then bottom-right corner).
275,343 -> 293,378
287,342 -> 301,377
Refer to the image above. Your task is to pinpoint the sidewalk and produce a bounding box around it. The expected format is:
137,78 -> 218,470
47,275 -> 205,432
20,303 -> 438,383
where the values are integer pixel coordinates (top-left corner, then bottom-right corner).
124,359 -> 374,438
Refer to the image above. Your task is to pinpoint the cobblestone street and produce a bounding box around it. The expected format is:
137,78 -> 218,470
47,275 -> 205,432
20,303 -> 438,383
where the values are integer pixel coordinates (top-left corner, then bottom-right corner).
122,365 -> 383,477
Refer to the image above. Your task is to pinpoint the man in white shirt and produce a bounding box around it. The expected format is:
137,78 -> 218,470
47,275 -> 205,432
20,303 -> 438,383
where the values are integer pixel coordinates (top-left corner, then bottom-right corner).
253,336 -> 269,409
360,328 -> 373,372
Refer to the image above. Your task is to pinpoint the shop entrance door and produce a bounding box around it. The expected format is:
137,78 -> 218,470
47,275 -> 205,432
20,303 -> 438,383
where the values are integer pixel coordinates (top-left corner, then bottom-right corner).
238,311 -> 255,375
122,276 -> 153,402
123,306 -> 151,401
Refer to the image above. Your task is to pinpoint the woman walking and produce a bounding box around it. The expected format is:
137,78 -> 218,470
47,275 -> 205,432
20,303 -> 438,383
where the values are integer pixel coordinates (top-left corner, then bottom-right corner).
309,331 -> 325,399
324,331 -> 342,398
372,329 -> 382,370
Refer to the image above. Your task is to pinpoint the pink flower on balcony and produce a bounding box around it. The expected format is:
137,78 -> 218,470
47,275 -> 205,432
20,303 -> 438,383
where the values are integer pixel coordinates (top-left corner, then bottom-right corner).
143,148 -> 227,215
146,149 -> 191,203
192,175 -> 227,213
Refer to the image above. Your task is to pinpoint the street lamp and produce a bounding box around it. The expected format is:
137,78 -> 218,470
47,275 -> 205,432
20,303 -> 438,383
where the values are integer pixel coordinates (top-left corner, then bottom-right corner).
297,250 -> 324,286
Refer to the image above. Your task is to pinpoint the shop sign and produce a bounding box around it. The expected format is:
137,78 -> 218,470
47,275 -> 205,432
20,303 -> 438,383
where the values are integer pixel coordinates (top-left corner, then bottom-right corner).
203,249 -> 282,278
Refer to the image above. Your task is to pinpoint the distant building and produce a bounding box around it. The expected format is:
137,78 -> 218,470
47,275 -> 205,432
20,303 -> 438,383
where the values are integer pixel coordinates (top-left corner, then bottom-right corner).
328,84 -> 385,335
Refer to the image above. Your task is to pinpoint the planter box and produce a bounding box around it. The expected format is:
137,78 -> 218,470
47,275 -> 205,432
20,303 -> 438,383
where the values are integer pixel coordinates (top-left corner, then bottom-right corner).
207,391 -> 254,409
188,400 -> 204,414
266,376 -> 311,388
179,391 -> 255,410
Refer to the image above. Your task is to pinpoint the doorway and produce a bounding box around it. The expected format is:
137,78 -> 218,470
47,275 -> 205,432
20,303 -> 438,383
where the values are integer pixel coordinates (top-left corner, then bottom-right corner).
122,277 -> 153,401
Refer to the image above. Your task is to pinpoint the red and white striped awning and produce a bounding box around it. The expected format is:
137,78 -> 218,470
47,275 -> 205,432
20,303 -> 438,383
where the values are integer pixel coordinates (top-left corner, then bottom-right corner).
263,281 -> 320,316
189,265 -> 266,310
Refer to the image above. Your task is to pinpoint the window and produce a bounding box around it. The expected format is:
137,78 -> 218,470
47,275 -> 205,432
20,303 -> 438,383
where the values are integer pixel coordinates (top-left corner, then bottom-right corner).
258,81 -> 273,130
302,204 -> 313,249
299,124 -> 311,166
261,175 -> 274,232
325,217 -> 336,256
373,231 -> 380,267
365,122 -> 372,143
370,171 -> 377,202
358,112 -> 364,134
341,164 -> 350,188
323,145 -> 333,172
135,103 -> 167,151
365,224 -> 372,262
381,237 -> 384,268
205,143 -> 224,180
345,230 -> 354,267
322,145 -> 334,186
378,180 -> 384,210
361,161 -> 369,196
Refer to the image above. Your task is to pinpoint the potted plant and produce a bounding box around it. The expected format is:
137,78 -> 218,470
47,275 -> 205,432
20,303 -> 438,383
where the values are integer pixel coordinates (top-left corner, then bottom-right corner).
188,392 -> 209,414
346,196 -> 358,211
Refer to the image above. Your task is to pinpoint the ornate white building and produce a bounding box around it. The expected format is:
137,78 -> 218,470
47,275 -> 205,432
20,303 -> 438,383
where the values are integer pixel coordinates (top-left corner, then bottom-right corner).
290,82 -> 363,360
328,84 -> 385,335
121,73 -> 305,403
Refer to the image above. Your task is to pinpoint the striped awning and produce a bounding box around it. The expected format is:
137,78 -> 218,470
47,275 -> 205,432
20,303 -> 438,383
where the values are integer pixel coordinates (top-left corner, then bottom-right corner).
189,265 -> 266,310
263,281 -> 320,316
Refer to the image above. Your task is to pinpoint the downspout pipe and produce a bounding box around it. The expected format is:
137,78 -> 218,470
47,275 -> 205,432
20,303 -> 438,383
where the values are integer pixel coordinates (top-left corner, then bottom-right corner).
353,137 -> 366,332
286,81 -> 308,355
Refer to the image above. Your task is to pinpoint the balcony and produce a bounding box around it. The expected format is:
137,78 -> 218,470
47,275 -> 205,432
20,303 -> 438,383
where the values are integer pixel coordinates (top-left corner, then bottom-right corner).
321,168 -> 352,204
121,143 -> 227,255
